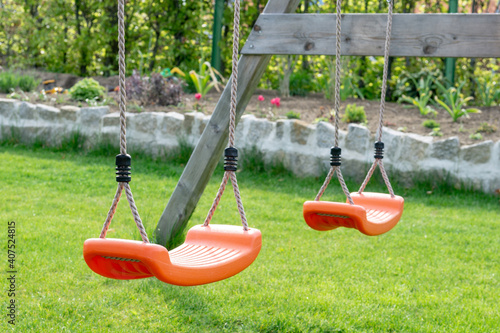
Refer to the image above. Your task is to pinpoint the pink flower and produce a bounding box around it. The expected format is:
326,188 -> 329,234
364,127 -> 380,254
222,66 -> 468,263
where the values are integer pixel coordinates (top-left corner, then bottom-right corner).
258,95 -> 265,102
195,93 -> 202,100
270,97 -> 281,108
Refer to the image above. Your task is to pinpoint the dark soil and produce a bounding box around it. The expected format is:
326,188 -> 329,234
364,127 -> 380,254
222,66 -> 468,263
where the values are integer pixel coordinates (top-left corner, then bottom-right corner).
3,70 -> 499,146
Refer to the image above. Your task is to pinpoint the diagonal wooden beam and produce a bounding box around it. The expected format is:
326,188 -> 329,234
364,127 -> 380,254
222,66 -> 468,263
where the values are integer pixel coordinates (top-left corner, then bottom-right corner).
155,0 -> 302,247
241,13 -> 500,58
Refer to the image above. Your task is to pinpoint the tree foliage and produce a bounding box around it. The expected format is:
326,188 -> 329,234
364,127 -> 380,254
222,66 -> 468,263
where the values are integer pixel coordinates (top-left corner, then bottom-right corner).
0,0 -> 498,105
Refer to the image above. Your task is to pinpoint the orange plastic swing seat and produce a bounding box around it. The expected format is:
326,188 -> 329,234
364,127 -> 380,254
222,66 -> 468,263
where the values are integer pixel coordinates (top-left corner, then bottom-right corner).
303,192 -> 404,236
83,224 -> 261,286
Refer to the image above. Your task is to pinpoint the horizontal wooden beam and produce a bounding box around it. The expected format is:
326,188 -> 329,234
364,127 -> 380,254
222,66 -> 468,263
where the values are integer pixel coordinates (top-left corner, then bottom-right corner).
241,14 -> 500,58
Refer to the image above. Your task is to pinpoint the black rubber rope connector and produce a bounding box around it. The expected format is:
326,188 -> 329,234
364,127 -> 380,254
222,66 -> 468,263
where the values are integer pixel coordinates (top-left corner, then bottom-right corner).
116,154 -> 132,182
224,147 -> 238,171
330,146 -> 342,166
374,141 -> 384,159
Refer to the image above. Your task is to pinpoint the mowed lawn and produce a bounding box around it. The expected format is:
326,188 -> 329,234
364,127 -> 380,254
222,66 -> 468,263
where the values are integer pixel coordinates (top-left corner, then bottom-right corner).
0,145 -> 499,332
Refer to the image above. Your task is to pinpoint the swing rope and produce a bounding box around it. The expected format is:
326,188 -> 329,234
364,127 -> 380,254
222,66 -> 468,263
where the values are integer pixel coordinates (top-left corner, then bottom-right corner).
358,0 -> 395,197
99,0 -> 149,243
315,0 -> 354,205
203,0 -> 249,230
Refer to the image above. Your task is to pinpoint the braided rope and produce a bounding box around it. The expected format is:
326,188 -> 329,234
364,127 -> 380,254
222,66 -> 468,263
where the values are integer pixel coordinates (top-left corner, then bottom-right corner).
315,166 -> 354,205
358,0 -> 395,197
118,0 -> 127,155
333,0 -> 342,147
99,0 -> 149,242
100,183 -> 124,238
357,161 -> 378,194
124,183 -> 149,242
204,0 -> 248,230
378,160 -> 395,196
203,172 -> 230,227
376,0 -> 393,142
315,167 -> 335,201
313,0 -> 354,205
228,0 -> 240,148
229,172 -> 248,230
358,159 -> 395,197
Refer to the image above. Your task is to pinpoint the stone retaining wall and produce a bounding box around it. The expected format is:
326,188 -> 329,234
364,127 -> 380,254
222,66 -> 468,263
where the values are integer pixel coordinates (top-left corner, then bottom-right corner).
1,99 -> 499,194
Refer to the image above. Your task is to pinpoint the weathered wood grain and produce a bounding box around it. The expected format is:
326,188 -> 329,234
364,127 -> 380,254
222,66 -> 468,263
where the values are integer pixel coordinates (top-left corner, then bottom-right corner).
241,14 -> 500,58
155,0 -> 302,247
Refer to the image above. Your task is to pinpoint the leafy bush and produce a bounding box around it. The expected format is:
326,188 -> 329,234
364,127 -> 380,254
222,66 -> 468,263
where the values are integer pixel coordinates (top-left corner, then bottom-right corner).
69,78 -> 106,101
285,111 -> 301,119
0,71 -> 40,93
342,104 -> 366,124
313,117 -> 330,124
393,67 -> 443,102
314,57 -> 335,100
148,73 -> 183,106
475,122 -> 497,134
399,75 -> 437,117
469,133 -> 483,140
430,127 -> 443,137
188,61 -> 223,97
434,81 -> 481,122
422,119 -> 440,129
125,71 -> 182,106
18,75 -> 40,92
347,56 -> 381,100
474,74 -> 499,107
290,69 -> 315,97
0,72 -> 18,93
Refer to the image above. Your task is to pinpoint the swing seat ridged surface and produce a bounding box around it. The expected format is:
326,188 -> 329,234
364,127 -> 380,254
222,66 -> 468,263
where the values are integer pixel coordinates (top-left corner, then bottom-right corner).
303,192 -> 404,236
83,224 -> 262,286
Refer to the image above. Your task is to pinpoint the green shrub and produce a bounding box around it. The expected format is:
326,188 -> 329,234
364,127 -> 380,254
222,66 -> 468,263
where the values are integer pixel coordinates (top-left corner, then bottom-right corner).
434,81 -> 481,122
469,132 -> 483,140
18,75 -> 40,92
69,78 -> 106,101
0,71 -> 39,93
342,103 -> 366,124
422,119 -> 440,129
475,122 -> 497,134
290,69 -> 314,97
285,111 -> 301,119
393,67 -> 443,101
313,117 -> 329,124
430,127 -> 443,137
0,71 -> 20,93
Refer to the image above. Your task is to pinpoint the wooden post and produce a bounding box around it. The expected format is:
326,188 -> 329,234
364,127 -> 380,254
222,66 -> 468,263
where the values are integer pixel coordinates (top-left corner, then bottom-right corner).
155,0 -> 301,247
445,0 -> 458,86
211,0 -> 224,72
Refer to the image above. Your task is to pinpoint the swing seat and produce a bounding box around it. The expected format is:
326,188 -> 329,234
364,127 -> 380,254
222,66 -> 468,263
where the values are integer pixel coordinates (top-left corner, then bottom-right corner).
303,192 -> 404,236
83,224 -> 262,286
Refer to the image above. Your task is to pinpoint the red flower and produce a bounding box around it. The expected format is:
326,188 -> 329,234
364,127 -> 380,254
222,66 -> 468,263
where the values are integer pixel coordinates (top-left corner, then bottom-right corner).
195,93 -> 202,100
258,95 -> 265,102
270,97 -> 281,108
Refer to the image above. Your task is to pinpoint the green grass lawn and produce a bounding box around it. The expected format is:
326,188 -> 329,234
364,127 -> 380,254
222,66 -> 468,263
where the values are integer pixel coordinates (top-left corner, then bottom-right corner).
0,145 -> 499,332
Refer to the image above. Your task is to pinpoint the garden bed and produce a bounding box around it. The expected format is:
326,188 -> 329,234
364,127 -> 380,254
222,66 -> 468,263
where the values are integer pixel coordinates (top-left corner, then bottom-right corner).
3,87 -> 499,146
2,70 -> 498,146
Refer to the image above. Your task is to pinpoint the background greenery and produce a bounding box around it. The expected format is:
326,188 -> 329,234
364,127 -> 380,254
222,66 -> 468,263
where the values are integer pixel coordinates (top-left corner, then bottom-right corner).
1,0 -> 498,104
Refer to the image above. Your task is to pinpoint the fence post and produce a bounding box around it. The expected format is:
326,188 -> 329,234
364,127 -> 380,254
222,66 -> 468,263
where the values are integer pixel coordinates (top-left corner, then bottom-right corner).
211,0 -> 224,72
445,0 -> 458,86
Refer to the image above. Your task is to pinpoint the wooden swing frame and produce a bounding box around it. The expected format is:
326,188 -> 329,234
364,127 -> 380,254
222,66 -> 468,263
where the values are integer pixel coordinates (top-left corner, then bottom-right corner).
155,0 -> 500,245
